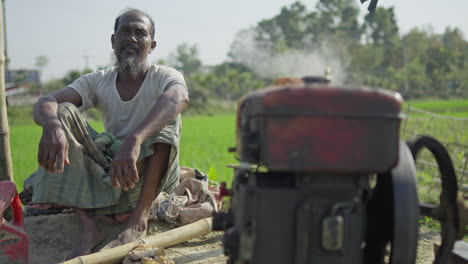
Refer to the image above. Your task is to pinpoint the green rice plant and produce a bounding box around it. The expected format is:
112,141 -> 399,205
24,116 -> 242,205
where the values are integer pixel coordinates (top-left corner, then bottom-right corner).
7,105 -> 35,126
416,169 -> 440,203
402,103 -> 467,216
179,114 -> 236,184
10,125 -> 42,190
207,167 -> 219,182
10,115 -> 238,190
10,121 -> 105,191
407,99 -> 468,112
9,99 -> 467,202
419,216 -> 441,232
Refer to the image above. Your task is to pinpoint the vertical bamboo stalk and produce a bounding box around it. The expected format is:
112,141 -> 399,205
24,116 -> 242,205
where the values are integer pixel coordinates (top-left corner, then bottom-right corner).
0,1 -> 14,182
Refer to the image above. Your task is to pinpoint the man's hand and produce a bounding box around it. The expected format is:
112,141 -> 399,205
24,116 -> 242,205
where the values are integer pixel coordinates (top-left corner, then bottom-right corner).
109,82 -> 187,191
111,137 -> 141,191
38,121 -> 70,173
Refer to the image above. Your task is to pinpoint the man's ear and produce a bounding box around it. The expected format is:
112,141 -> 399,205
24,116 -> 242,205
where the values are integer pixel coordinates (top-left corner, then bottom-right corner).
151,40 -> 157,50
111,34 -> 115,49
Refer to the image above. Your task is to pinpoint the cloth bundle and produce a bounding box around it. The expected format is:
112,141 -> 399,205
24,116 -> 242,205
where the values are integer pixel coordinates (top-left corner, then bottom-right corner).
150,177 -> 221,226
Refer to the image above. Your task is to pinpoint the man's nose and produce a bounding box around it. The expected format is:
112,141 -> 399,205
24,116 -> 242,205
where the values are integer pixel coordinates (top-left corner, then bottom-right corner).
126,34 -> 137,43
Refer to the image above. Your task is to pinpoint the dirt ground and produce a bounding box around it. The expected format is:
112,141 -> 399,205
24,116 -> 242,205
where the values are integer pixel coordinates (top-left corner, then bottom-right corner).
24,213 -> 226,264
165,232 -> 226,264
24,213 -> 441,264
416,229 -> 441,264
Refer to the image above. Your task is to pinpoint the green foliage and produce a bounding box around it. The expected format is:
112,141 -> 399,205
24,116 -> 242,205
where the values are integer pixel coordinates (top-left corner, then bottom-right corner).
419,216 -> 441,232
168,43 -> 202,75
43,79 -> 65,95
35,55 -> 48,70
13,73 -> 27,84
62,68 -> 93,85
42,68 -> 94,95
402,100 -> 467,211
162,43 -> 266,107
407,99 -> 468,112
7,105 -> 35,126
179,115 -> 237,184
19,0 -> 468,116
207,167 -> 218,182
227,0 -> 468,99
355,16 -> 468,98
183,99 -> 236,116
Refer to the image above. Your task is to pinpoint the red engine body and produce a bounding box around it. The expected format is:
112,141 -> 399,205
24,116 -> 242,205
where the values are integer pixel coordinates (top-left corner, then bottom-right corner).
236,84 -> 404,173
0,180 -> 29,264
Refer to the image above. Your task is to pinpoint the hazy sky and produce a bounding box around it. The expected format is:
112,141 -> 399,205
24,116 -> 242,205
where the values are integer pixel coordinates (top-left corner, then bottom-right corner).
6,0 -> 468,81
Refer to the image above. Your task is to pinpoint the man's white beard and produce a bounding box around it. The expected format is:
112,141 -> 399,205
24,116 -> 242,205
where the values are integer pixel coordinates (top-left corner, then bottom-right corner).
116,54 -> 141,78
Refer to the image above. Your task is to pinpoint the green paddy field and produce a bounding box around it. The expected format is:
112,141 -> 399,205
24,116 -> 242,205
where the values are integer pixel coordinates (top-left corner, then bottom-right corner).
7,99 -> 468,195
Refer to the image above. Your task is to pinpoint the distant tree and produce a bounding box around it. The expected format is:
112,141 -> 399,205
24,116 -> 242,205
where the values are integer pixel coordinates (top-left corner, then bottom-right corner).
62,70 -> 82,86
257,2 -> 309,51
229,0 -> 362,82
362,7 -> 399,45
312,0 -> 361,42
165,43 -> 207,106
169,43 -> 202,75
43,79 -> 65,95
161,42 -> 267,107
41,68 -> 93,95
156,58 -> 167,65
13,72 -> 27,84
362,7 -> 401,68
35,55 -> 48,76
210,63 -> 265,100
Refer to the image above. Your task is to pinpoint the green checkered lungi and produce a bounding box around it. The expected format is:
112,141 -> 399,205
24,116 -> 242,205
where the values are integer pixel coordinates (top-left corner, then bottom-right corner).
32,103 -> 181,215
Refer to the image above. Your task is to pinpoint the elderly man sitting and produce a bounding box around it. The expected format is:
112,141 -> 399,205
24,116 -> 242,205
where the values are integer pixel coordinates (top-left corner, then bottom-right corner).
31,8 -> 189,257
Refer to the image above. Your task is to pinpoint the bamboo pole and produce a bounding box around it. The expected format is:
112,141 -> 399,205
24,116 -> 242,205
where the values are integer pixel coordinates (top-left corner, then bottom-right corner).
62,217 -> 213,264
0,0 -> 13,182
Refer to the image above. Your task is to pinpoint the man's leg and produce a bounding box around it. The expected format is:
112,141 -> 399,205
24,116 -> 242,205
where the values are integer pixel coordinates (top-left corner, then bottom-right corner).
34,103 -> 112,258
69,209 -> 104,258
103,142 -> 171,248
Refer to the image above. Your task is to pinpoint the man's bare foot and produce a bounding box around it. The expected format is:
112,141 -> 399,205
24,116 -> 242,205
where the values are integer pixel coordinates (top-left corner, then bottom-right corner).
101,215 -> 148,250
68,209 -> 104,259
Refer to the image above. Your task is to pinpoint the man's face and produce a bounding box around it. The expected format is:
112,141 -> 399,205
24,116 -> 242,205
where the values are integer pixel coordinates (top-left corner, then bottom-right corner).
112,12 -> 156,74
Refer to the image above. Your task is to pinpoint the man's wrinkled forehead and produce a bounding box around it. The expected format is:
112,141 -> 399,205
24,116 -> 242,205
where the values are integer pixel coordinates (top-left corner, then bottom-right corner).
117,12 -> 151,29
114,9 -> 155,39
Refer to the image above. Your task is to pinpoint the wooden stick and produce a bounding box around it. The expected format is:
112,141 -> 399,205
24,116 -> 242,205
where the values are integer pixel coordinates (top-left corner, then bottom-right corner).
0,1 -> 14,182
62,217 -> 213,264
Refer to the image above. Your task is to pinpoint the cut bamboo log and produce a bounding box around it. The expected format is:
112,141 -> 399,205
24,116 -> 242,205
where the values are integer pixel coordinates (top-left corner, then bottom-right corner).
0,1 -> 13,182
61,217 -> 213,264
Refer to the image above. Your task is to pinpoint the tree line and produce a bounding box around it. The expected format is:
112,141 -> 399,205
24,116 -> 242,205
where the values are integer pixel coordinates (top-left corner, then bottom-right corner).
39,0 -> 468,111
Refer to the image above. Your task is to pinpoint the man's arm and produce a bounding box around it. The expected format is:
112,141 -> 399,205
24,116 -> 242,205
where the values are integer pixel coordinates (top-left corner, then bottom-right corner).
33,88 -> 83,173
110,82 -> 189,191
